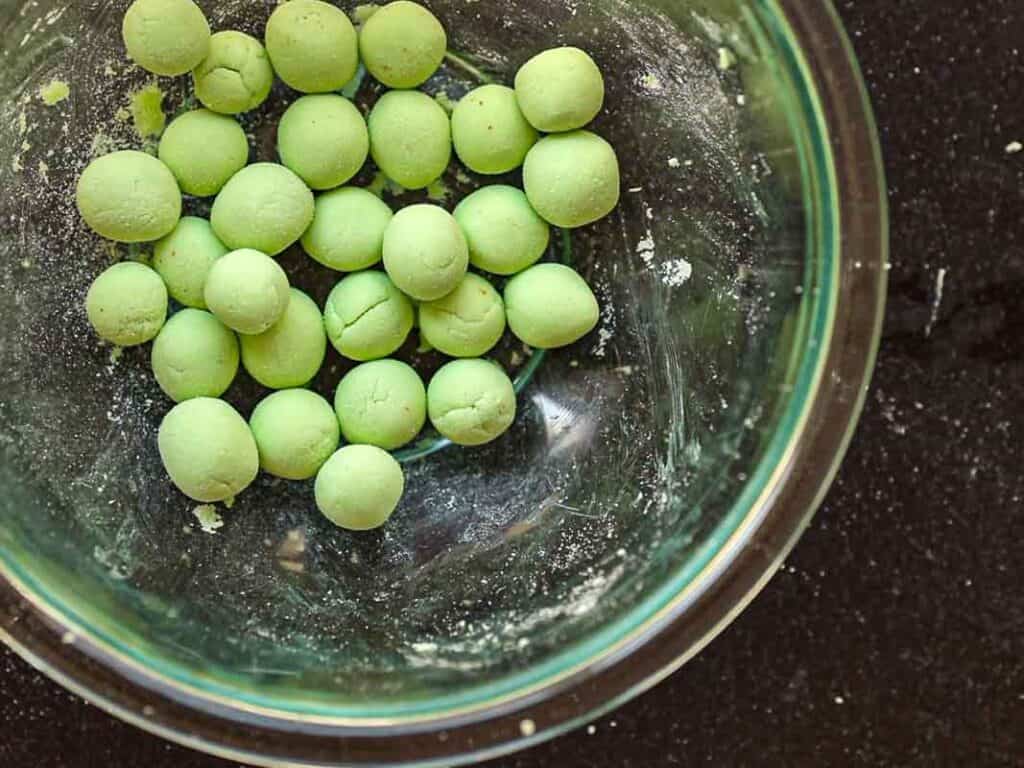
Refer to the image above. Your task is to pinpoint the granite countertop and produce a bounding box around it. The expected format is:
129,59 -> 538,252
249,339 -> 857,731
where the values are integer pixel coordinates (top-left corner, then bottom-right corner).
3,0 -> 1022,765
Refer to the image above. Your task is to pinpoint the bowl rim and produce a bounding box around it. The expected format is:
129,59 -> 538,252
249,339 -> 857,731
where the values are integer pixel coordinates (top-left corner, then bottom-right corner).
0,0 -> 887,764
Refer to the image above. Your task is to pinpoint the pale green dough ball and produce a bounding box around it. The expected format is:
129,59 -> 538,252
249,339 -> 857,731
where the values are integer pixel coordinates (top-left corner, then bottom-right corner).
278,95 -> 369,190
301,187 -> 393,271
265,0 -> 358,93
193,31 -> 274,115
451,85 -> 537,174
514,46 -> 605,132
85,262 -> 168,346
359,1 -> 446,88
453,185 -> 549,275
158,110 -> 248,197
522,131 -> 620,228
315,445 -> 404,531
504,263 -> 599,348
419,273 -> 505,358
335,359 -> 425,450
151,309 -> 239,402
152,217 -> 228,309
323,271 -> 413,361
210,163 -> 314,255
427,359 -> 516,446
158,397 -> 258,502
240,288 -> 327,389
368,90 -> 451,190
249,389 -> 340,480
204,249 -> 290,335
382,204 -> 467,301
76,150 -> 181,242
122,0 -> 210,76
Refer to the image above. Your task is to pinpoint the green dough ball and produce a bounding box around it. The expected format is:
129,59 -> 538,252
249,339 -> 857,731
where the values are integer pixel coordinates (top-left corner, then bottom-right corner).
193,31 -> 274,115
334,359 -> 425,449
427,358 -> 516,446
240,288 -> 326,389
265,0 -> 358,93
158,397 -> 258,502
151,309 -> 239,402
301,187 -> 393,271
522,131 -> 620,228
382,204 -> 467,301
210,163 -> 314,255
277,95 -> 369,190
76,150 -> 181,242
504,263 -> 599,348
249,389 -> 340,480
122,0 -> 210,76
453,185 -> 549,275
152,216 -> 228,308
315,445 -> 404,531
85,261 -> 168,346
203,249 -> 291,335
419,273 -> 505,358
359,1 -> 446,88
514,46 -> 605,132
323,270 -> 414,361
451,85 -> 537,174
368,90 -> 451,190
158,110 -> 248,197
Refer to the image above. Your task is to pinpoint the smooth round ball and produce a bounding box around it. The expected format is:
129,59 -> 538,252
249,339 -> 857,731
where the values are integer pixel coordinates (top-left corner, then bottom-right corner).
278,95 -> 368,190
152,217 -> 228,308
240,288 -> 326,389
451,85 -> 537,174
514,46 -> 605,132
315,445 -> 404,531
359,1 -> 446,88
522,131 -> 620,228
419,273 -> 505,358
211,163 -> 314,255
193,31 -> 274,114
265,0 -> 358,93
301,187 -> 393,271
249,389 -> 340,480
334,359 -> 426,449
122,0 -> 210,76
323,271 -> 414,361
85,262 -> 168,346
204,249 -> 290,335
427,359 -> 516,446
504,263 -> 599,348
453,185 -> 549,275
158,110 -> 248,197
158,398 -> 258,502
76,150 -> 181,242
151,309 -> 239,402
368,90 -> 451,190
382,204 -> 467,301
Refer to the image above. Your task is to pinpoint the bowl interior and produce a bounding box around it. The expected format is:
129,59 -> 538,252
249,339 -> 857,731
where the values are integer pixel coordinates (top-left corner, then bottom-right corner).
0,0 -> 831,721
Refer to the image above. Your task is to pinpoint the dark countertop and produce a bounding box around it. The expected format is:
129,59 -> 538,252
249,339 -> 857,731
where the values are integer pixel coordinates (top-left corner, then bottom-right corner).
3,0 -> 1023,765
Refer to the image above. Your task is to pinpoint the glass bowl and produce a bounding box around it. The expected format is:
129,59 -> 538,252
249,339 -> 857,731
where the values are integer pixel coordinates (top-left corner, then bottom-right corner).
0,0 -> 886,765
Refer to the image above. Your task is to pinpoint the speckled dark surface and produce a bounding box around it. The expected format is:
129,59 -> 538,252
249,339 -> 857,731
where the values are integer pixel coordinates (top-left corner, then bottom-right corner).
3,0 -> 1023,766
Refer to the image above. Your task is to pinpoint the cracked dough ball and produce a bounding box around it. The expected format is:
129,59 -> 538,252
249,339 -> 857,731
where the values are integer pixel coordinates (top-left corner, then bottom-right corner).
453,185 -> 549,276
368,90 -> 451,190
122,0 -> 210,76
382,204 -> 467,301
359,1 -> 446,88
504,263 -> 599,348
249,389 -> 340,480
334,359 -> 426,449
153,216 -> 229,309
315,445 -> 404,531
419,273 -> 505,358
85,261 -> 168,346
158,109 -> 249,197
210,163 -> 314,255
76,150 -> 181,242
151,308 -> 239,402
240,288 -> 327,389
323,270 -> 414,362
277,95 -> 369,190
158,397 -> 258,502
265,0 -> 358,93
204,248 -> 291,335
193,31 -> 274,115
427,358 -> 516,446
301,187 -> 393,272
522,130 -> 620,228
514,46 -> 604,133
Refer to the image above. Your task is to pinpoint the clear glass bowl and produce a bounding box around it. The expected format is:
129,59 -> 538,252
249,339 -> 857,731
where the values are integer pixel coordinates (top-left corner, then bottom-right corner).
0,0 -> 886,765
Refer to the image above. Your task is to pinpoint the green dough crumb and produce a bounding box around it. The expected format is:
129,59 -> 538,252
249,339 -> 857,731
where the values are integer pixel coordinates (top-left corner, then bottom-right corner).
39,80 -> 70,106
223,496 -> 235,509
192,504 -> 224,533
433,89 -> 459,115
426,178 -> 450,202
367,169 -> 406,198
717,47 -> 736,70
129,84 -> 166,138
109,346 -> 125,365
